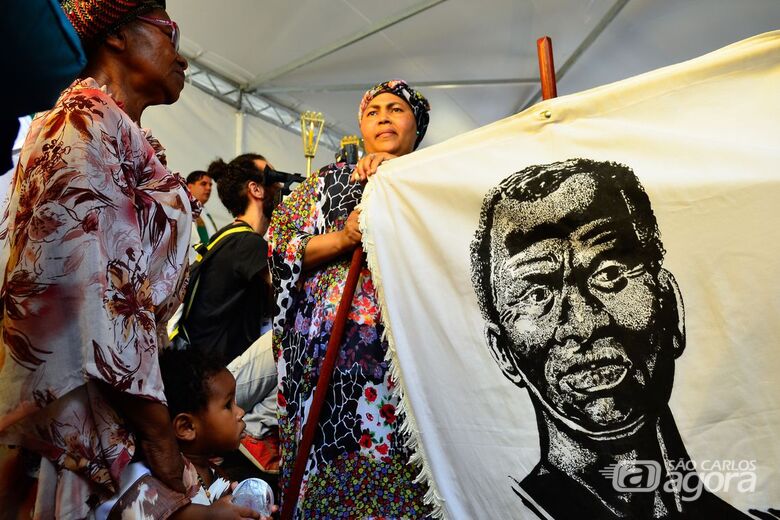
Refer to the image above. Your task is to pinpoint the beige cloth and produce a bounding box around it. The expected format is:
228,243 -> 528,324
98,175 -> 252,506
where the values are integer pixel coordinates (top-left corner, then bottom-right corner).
362,32 -> 780,518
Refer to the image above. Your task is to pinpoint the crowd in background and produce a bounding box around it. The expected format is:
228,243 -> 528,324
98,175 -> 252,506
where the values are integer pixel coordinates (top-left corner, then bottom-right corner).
0,1 -> 433,519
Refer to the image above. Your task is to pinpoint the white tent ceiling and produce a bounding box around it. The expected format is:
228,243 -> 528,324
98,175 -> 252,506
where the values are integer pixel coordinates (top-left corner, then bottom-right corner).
167,0 -> 780,154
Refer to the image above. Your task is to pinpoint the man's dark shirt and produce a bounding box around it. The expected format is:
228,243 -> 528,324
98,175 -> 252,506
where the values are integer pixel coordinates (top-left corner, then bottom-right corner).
183,222 -> 269,361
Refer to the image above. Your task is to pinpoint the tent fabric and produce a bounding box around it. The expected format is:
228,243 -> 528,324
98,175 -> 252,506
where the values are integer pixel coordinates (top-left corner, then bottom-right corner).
165,0 -> 780,150
143,86 -> 311,229
361,31 -> 780,519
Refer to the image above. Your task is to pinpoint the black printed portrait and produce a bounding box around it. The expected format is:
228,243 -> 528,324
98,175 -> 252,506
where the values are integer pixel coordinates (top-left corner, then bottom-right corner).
469,159 -> 753,519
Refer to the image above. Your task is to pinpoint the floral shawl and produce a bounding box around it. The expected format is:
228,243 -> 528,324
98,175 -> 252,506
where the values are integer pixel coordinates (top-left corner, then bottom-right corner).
269,163 -> 430,518
0,78 -> 197,519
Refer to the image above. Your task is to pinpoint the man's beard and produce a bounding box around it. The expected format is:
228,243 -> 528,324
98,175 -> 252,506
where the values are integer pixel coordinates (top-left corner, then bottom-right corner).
263,190 -> 279,219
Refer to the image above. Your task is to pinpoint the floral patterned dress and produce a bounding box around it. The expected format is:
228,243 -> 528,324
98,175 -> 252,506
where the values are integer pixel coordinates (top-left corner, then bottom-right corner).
269,163 -> 430,519
0,78 -> 197,519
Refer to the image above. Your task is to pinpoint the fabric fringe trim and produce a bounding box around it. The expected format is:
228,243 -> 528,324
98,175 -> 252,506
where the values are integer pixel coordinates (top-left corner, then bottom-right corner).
358,187 -> 448,519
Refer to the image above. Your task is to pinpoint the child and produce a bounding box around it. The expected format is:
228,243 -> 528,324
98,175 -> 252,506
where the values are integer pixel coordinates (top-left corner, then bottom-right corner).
96,349 -> 274,519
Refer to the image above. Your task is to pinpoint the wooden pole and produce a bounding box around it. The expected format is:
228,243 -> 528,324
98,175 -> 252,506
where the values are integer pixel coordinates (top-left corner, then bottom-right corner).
537,36 -> 558,100
280,246 -> 365,520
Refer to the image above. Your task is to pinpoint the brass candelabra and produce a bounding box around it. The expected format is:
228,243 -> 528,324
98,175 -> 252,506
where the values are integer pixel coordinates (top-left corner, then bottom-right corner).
300,111 -> 325,175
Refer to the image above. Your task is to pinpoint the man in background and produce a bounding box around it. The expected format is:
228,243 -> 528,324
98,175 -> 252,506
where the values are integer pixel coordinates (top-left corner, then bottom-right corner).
187,170 -> 217,260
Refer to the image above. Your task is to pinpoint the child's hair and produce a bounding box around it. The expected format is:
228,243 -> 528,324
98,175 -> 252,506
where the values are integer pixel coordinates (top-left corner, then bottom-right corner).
159,348 -> 226,417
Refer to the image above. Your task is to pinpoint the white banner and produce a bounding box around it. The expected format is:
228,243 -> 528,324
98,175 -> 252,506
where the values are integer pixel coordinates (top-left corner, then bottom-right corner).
362,32 -> 780,519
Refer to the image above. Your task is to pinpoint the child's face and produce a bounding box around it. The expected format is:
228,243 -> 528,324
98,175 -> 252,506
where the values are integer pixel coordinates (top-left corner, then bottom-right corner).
196,368 -> 246,453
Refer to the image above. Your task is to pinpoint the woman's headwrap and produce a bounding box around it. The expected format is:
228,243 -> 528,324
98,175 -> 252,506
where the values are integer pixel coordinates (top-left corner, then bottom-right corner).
60,0 -> 166,44
359,79 -> 431,149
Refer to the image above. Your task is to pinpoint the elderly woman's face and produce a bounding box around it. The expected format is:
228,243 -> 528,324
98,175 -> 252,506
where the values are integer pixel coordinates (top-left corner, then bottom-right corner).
122,9 -> 188,106
360,93 -> 417,156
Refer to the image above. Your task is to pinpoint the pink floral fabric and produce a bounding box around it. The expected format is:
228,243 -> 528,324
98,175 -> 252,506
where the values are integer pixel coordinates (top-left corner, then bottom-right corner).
0,78 -> 197,519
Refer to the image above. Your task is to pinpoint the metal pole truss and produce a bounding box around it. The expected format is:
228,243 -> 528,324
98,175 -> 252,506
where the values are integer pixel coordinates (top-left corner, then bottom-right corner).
185,59 -> 346,152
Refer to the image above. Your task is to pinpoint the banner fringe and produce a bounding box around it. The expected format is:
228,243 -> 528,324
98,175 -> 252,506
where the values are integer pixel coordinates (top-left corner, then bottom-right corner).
359,186 -> 448,519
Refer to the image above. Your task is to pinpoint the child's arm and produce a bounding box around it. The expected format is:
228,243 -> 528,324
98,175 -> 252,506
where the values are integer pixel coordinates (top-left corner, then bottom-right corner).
100,466 -> 270,520
170,496 -> 267,519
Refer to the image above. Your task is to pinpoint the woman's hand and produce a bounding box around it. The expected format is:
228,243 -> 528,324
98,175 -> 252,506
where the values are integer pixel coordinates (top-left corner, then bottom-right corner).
351,152 -> 397,182
301,209 -> 362,271
139,431 -> 186,494
104,386 -> 186,493
339,209 -> 362,250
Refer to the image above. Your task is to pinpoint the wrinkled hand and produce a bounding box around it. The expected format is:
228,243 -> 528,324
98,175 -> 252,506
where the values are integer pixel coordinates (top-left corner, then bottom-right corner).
351,152 -> 397,182
139,436 -> 186,494
104,386 -> 186,494
339,209 -> 362,250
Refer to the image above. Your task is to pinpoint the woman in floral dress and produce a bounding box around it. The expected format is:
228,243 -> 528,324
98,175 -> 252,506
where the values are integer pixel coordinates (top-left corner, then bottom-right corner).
0,2 -> 249,518
269,80 -> 432,518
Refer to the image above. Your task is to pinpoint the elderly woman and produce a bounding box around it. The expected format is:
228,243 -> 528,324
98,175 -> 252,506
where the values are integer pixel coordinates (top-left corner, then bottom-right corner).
0,2 -> 260,518
269,80 -> 432,518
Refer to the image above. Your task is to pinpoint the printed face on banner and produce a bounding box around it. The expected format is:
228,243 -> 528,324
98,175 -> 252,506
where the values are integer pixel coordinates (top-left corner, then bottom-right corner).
472,159 -> 683,435
470,159 -> 756,518
491,176 -> 678,431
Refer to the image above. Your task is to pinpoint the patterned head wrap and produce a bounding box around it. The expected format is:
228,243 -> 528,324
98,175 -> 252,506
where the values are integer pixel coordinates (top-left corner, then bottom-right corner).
359,79 -> 431,149
60,0 -> 166,44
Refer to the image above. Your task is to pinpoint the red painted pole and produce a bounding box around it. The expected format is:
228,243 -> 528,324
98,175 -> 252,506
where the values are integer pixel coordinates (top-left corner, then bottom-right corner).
537,36 -> 558,100
280,246 -> 365,520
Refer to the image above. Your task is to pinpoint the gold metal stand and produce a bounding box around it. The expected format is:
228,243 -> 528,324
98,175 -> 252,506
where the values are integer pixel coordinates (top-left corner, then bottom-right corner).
300,111 -> 325,175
